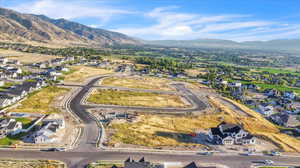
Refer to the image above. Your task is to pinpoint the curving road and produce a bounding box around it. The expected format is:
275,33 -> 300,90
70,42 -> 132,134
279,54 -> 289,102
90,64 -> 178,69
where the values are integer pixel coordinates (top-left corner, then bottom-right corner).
0,75 -> 299,168
83,84 -> 208,114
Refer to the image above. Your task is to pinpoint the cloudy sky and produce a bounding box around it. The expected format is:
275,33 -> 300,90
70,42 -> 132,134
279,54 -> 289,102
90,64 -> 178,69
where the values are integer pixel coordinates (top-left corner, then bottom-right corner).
1,0 -> 300,41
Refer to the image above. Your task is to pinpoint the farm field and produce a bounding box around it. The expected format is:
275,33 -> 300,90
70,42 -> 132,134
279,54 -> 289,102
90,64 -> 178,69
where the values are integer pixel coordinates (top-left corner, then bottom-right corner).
88,89 -> 188,108
0,49 -> 61,63
8,86 -> 69,114
0,159 -> 66,168
101,76 -> 174,91
64,66 -> 114,83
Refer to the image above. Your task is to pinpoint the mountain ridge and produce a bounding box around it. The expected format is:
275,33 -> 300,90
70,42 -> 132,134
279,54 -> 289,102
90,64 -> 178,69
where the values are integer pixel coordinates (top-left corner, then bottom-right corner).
145,39 -> 300,52
0,7 -> 139,47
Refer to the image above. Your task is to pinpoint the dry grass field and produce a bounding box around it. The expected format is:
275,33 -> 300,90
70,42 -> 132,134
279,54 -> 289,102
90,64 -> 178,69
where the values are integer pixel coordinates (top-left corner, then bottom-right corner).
108,114 -> 216,148
0,49 -> 61,64
0,159 -> 66,168
101,76 -> 174,91
88,89 -> 188,108
64,66 -> 114,83
8,86 -> 69,114
185,68 -> 207,77
208,97 -> 300,152
87,162 -> 123,168
108,96 -> 300,152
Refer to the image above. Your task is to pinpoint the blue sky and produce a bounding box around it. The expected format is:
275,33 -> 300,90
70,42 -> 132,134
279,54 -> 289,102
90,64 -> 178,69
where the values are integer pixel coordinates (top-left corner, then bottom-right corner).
1,0 -> 300,41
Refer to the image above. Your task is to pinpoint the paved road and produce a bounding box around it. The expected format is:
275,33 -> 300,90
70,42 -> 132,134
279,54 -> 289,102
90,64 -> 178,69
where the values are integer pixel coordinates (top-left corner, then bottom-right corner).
68,77 -> 104,152
0,149 -> 299,168
1,75 -> 299,168
83,83 -> 208,114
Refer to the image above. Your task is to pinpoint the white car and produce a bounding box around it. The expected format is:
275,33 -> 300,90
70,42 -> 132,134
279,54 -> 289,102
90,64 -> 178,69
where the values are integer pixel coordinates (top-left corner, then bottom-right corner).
264,160 -> 274,165
270,151 -> 281,156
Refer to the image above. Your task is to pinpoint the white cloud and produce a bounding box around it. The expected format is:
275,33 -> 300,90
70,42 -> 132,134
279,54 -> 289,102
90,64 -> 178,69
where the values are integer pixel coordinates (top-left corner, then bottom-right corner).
8,0 -> 135,23
113,6 -> 300,41
6,1 -> 300,41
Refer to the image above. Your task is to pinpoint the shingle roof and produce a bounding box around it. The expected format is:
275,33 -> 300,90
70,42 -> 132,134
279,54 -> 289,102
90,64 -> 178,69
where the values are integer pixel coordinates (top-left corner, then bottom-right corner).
6,121 -> 17,129
183,162 -> 198,168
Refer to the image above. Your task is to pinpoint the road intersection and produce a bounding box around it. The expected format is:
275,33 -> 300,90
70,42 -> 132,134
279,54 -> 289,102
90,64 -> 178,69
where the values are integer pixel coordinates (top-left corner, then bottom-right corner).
1,75 -> 299,168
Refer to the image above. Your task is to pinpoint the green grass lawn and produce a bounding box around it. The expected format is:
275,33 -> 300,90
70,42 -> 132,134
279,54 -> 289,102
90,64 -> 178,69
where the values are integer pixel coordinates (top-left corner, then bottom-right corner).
15,117 -> 33,129
240,81 -> 300,94
256,67 -> 300,75
0,82 -> 18,91
0,117 -> 31,146
259,167 -> 288,168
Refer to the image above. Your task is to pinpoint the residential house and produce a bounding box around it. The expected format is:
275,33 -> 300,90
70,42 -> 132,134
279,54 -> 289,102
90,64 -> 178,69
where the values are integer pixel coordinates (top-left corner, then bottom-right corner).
32,119 -> 65,144
296,81 -> 300,87
258,105 -> 274,116
0,95 -> 12,108
228,82 -> 242,88
0,57 -> 8,64
123,157 -> 163,168
9,68 -> 22,74
268,113 -> 290,127
283,91 -> 297,100
183,162 -> 216,168
242,84 -> 259,90
265,89 -> 281,98
208,122 -> 256,145
0,118 -> 22,138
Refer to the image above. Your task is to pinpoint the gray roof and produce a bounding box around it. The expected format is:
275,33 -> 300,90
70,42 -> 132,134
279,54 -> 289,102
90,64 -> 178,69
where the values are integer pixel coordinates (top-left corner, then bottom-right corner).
6,121 -> 17,129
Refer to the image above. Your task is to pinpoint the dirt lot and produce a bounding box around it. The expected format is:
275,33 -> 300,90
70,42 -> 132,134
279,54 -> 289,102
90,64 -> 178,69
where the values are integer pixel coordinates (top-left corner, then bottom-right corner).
64,66 -> 114,83
101,76 -> 174,91
107,114 -> 216,149
8,86 -> 69,114
0,49 -> 61,64
88,89 -> 189,108
208,96 -> 300,152
106,94 -> 300,152
185,68 -> 207,77
0,159 -> 66,168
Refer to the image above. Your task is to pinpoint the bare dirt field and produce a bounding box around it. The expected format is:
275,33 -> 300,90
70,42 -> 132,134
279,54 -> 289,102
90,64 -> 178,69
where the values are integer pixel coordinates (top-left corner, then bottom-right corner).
64,66 -> 114,83
101,76 -> 174,91
88,89 -> 188,108
0,49 -> 61,64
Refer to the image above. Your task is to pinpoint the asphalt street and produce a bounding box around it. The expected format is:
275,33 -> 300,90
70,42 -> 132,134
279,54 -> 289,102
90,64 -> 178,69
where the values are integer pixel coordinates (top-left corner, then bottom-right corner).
1,75 -> 299,168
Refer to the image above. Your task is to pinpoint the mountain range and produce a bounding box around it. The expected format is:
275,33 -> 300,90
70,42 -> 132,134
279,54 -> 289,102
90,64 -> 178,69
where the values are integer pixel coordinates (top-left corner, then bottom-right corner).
145,39 -> 300,53
0,7 -> 299,52
0,7 -> 138,47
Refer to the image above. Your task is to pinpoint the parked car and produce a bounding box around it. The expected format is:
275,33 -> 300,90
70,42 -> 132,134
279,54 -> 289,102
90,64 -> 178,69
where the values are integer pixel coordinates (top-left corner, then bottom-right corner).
270,151 -> 281,156
252,160 -> 274,165
41,148 -> 65,152
198,151 -> 213,156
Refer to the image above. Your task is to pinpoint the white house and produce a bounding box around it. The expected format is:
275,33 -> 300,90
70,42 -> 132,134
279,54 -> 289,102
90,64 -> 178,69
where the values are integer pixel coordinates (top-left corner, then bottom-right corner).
32,119 -> 65,144
0,118 -> 22,138
0,57 -> 8,64
208,122 -> 255,145
258,105 -> 274,116
283,91 -> 297,100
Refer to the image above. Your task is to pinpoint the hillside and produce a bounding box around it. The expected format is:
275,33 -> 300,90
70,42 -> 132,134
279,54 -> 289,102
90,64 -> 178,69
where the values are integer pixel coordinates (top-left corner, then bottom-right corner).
0,7 -> 138,47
